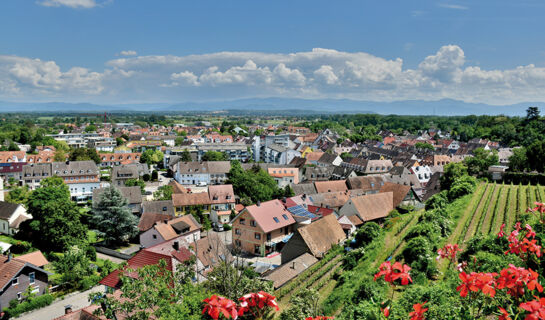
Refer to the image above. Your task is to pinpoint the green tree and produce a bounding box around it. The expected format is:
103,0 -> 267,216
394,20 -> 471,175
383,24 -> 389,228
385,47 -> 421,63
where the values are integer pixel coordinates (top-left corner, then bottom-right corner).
202,151 -> 229,161
140,149 -> 164,166
5,185 -> 30,205
69,148 -> 101,164
91,259 -> 206,320
526,106 -> 540,122
508,147 -> 528,172
124,178 -> 146,194
180,149 -> 192,162
440,162 -> 467,190
204,261 -> 273,300
464,148 -> 499,176
84,125 -> 97,132
53,149 -> 67,162
54,245 -> 94,289
279,288 -> 321,320
90,187 -> 139,246
153,185 -> 173,201
175,137 -> 185,146
526,140 -> 545,172
227,161 -> 282,203
22,176 -> 87,252
415,142 -> 435,151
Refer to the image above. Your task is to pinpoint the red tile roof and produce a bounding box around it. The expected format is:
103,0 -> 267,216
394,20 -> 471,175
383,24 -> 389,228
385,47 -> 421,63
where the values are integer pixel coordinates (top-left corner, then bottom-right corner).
244,199 -> 296,233
314,180 -> 348,193
16,251 -> 49,267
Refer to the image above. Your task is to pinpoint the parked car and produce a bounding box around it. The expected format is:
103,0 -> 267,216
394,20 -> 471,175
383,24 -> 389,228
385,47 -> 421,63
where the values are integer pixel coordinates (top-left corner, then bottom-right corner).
212,222 -> 224,232
197,181 -> 207,186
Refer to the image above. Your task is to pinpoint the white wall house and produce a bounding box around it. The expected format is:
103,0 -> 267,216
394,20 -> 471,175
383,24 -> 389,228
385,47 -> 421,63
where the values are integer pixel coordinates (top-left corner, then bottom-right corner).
0,202 -> 32,235
411,165 -> 433,187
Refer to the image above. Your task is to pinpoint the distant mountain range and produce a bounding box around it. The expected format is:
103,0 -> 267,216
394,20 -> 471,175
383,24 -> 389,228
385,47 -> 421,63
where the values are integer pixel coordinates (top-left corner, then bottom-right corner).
0,98 -> 543,116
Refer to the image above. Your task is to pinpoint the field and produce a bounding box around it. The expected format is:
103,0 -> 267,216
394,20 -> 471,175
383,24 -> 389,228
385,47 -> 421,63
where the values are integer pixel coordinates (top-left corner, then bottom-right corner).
277,182 -> 545,316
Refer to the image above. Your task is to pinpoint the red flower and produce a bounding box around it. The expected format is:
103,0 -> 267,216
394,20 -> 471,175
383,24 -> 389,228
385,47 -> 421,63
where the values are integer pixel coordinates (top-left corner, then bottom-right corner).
496,265 -> 543,298
498,307 -> 511,320
456,271 -> 497,298
305,317 -> 334,320
437,243 -> 461,263
457,272 -> 479,298
202,295 -> 238,319
498,223 -> 506,238
381,306 -> 390,318
520,297 -> 545,320
533,202 -> 545,214
409,302 -> 428,320
374,261 -> 412,285
238,291 -> 279,317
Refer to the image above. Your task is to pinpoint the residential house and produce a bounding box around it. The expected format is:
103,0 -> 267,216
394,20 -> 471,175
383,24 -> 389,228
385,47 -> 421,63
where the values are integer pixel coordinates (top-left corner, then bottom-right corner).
0,202 -> 32,235
195,143 -> 250,162
363,160 -> 393,175
379,182 -> 421,208
422,154 -> 451,166
21,163 -> 52,190
304,151 -> 325,165
316,153 -> 342,167
410,165 -> 433,186
192,233 -> 232,280
111,163 -> 149,187
208,185 -> 236,224
51,161 -> 101,202
141,200 -> 175,216
291,183 -> 317,196
307,191 -> 351,211
172,192 -> 212,215
304,166 -> 334,182
140,214 -> 201,248
0,254 -> 50,311
93,186 -> 143,214
314,180 -> 348,194
232,200 -> 296,256
99,152 -> 141,167
498,148 -> 515,166
174,161 -> 231,186
346,176 -> 385,194
263,253 -> 318,289
337,215 -> 357,236
281,214 -> 346,264
138,212 -> 175,233
0,176 -> 3,202
338,192 -> 394,222
268,167 -> 299,188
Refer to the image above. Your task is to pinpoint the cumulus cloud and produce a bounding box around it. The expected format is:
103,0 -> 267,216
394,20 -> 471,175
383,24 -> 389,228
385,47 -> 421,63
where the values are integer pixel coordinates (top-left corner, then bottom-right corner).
3,46 -> 545,104
119,50 -> 137,56
38,0 -> 98,9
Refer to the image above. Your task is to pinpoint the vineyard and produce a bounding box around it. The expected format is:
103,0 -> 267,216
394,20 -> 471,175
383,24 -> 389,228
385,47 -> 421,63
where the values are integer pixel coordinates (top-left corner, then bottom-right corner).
276,182 -> 545,317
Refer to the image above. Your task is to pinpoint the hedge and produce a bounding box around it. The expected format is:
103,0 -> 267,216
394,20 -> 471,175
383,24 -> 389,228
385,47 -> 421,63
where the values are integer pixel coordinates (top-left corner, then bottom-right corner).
4,294 -> 54,318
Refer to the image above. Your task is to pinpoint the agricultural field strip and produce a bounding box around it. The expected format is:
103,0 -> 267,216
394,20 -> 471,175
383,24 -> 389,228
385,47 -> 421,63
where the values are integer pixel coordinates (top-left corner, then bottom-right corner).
448,183 -> 488,246
462,183 -> 494,243
503,186 -> 514,231
491,186 -> 509,235
478,184 -> 500,236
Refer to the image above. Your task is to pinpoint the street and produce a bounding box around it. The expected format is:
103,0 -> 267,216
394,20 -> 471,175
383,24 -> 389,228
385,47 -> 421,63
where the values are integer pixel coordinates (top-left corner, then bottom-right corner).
16,286 -> 104,320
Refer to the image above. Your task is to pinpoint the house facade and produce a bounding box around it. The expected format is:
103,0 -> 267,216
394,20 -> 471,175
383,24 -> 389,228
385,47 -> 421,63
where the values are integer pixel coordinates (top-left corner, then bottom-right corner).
0,202 -> 32,235
231,200 -> 296,256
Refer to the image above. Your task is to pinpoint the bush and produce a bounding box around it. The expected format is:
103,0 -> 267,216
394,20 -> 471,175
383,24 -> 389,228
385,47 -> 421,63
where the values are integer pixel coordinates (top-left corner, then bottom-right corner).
4,294 -> 55,318
400,236 -> 436,277
425,191 -> 448,210
448,176 -> 477,201
85,245 -> 97,261
355,222 -> 382,247
142,173 -> 151,182
151,170 -> 158,181
222,223 -> 232,231
404,222 -> 441,248
79,274 -> 101,290
343,247 -> 365,270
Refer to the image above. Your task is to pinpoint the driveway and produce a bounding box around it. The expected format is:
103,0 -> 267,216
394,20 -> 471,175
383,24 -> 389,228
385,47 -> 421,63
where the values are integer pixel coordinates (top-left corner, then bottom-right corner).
16,286 -> 104,320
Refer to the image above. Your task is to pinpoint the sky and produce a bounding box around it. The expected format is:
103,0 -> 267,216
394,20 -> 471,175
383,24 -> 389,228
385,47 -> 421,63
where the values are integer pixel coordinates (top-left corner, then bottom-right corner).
1,0 -> 545,105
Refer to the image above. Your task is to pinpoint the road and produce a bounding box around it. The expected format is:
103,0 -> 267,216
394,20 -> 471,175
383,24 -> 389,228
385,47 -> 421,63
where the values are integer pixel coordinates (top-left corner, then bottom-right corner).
16,286 -> 104,320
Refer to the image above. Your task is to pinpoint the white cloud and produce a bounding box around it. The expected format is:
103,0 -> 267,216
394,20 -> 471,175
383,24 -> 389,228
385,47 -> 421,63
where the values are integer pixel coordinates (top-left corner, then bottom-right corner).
38,0 -> 98,9
4,46 -> 545,105
438,3 -> 469,10
119,50 -> 137,57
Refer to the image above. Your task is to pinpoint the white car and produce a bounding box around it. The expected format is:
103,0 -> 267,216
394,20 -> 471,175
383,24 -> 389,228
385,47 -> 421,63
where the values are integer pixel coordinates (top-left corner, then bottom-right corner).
197,182 -> 207,186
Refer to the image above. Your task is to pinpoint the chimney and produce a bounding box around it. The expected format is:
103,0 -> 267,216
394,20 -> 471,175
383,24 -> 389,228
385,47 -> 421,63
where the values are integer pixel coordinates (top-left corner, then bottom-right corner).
64,305 -> 73,314
256,201 -> 261,207
291,261 -> 296,269
7,253 -> 12,262
173,241 -> 179,251
282,197 -> 286,203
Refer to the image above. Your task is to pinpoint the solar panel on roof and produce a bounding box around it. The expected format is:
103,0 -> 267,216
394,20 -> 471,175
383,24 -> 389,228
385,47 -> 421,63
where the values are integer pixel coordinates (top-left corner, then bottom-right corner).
287,205 -> 318,219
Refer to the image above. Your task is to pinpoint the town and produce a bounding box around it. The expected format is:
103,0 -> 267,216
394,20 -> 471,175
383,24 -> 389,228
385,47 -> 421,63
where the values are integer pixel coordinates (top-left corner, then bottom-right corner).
0,109 -> 541,319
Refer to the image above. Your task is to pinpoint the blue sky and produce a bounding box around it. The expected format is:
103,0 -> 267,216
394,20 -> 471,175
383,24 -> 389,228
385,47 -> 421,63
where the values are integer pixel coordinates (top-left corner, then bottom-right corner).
1,0 -> 545,105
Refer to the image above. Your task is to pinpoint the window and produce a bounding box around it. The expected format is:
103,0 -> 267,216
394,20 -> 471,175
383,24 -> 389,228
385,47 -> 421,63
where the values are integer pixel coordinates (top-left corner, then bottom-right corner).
250,220 -> 256,227
152,234 -> 157,239
239,218 -> 246,225
163,207 -> 167,211
254,233 -> 261,240
235,240 -> 241,247
12,277 -> 18,286
235,229 -> 241,235
273,217 -> 280,223
267,233 -> 271,241
29,272 -> 35,284
17,292 -> 22,300
282,214 -> 289,220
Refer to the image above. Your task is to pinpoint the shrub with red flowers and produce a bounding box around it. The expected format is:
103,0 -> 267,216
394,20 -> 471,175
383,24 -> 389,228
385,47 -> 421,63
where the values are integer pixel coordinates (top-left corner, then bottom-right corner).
499,222 -> 542,260
202,291 -> 279,320
373,261 -> 413,317
305,317 -> 334,320
437,243 -> 462,263
408,302 -> 428,320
